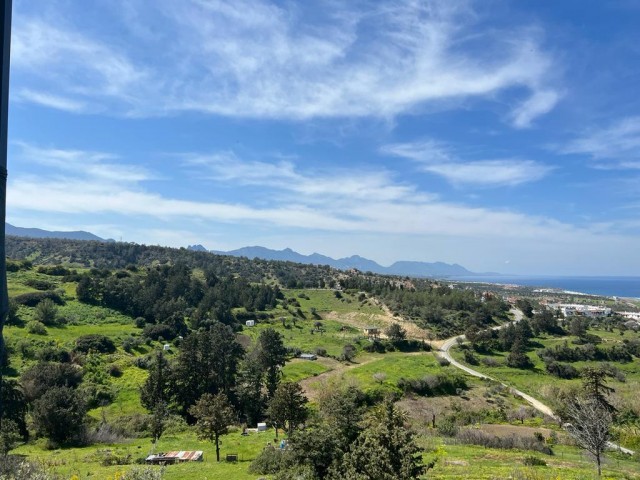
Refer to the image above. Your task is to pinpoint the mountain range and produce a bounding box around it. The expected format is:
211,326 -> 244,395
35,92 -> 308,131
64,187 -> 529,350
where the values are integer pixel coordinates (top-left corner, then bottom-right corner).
4,222 -> 485,277
190,244 -> 485,278
5,223 -> 113,242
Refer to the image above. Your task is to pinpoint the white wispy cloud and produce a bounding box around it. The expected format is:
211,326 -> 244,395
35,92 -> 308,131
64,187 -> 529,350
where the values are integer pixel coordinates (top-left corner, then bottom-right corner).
11,0 -> 560,124
15,143 -> 153,183
561,116 -> 640,169
510,90 -> 562,129
6,144 -> 606,245
381,140 -> 553,186
15,89 -> 87,113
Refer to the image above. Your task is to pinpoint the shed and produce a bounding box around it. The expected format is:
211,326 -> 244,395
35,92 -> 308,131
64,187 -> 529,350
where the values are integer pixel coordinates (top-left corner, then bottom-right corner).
146,451 -> 203,465
163,344 -> 171,351
246,320 -> 255,327
257,422 -> 267,432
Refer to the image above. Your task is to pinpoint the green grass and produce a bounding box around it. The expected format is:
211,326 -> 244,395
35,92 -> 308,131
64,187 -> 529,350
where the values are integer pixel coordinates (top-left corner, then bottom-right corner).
283,288 -> 384,315
343,352 -> 442,392
13,428 -> 280,480
282,358 -> 330,382
242,318 -> 365,357
450,327 -> 640,407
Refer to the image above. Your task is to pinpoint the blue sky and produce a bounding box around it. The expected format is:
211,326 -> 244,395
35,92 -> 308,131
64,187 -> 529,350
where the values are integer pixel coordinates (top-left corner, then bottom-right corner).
6,0 -> 640,275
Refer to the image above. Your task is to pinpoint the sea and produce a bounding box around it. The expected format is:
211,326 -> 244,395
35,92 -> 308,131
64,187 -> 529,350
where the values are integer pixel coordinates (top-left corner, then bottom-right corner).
445,275 -> 640,299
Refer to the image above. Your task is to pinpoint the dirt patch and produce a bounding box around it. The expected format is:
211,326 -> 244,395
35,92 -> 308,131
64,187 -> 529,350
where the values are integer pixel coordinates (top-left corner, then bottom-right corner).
323,302 -> 432,342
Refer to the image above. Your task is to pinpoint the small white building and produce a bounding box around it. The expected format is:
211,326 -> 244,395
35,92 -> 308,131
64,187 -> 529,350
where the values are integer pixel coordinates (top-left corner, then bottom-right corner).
257,422 -> 267,432
246,320 -> 255,327
163,344 -> 171,351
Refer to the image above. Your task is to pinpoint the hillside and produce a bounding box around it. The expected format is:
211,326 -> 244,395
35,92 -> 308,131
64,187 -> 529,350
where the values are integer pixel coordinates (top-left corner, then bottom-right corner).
1,238 -> 638,479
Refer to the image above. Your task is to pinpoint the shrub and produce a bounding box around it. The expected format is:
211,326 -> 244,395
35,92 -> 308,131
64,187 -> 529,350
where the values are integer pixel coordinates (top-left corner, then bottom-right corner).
142,323 -> 176,341
34,298 -> 60,326
107,363 -> 123,377
436,355 -> 450,367
132,356 -> 151,369
522,455 -> 547,466
313,347 -> 327,357
463,349 -> 479,365
481,357 -> 501,367
544,361 -> 580,379
75,334 -> 116,354
37,265 -> 72,276
122,336 -> 143,353
455,429 -> 553,455
248,447 -> 288,475
24,278 -> 56,291
21,362 -> 83,402
27,321 -> 47,335
437,418 -> 458,437
13,291 -> 64,307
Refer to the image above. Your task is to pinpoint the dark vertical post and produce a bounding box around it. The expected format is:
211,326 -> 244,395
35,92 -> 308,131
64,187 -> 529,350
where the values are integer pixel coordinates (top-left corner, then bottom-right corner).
0,0 -> 13,425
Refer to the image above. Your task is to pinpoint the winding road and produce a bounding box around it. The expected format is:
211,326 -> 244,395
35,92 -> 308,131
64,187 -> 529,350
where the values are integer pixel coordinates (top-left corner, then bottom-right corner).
438,309 -> 635,455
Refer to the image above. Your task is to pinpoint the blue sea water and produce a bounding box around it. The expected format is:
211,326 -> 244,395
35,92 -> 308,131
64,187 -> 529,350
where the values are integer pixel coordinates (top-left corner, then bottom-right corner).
446,276 -> 640,299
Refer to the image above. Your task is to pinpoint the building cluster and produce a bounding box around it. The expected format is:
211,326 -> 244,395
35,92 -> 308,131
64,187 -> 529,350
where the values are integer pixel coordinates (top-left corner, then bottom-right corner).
549,304 -> 612,318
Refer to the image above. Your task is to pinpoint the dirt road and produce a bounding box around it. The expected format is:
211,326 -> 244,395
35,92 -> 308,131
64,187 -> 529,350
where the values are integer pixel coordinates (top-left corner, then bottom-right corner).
439,309 -> 634,455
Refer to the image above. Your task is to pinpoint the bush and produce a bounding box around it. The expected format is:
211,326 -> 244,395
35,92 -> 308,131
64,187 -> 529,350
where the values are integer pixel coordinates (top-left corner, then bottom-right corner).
13,291 -> 64,307
437,418 -> 459,437
107,363 -> 123,377
27,321 -> 47,335
24,278 -> 56,291
34,298 -> 60,326
436,355 -> 450,367
122,335 -> 143,353
248,447 -> 288,475
313,347 -> 327,357
522,455 -> 547,466
397,372 -> 467,397
544,360 -> 580,379
455,429 -> 553,455
481,357 -> 501,367
75,334 -> 116,354
142,323 -> 177,341
21,362 -> 83,402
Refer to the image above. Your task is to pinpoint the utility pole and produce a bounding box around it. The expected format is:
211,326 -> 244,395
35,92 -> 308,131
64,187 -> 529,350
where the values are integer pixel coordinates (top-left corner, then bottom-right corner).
0,0 -> 13,425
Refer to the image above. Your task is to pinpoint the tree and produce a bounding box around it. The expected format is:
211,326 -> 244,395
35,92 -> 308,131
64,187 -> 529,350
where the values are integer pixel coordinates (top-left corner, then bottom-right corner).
564,395 -> 612,476
0,418 -> 20,456
581,366 -> 616,413
515,299 -> 534,318
267,382 -> 308,437
32,386 -> 86,445
0,378 -> 28,440
340,344 -> 357,362
385,323 -> 406,344
172,323 -> 245,418
140,351 -> 171,412
506,337 -> 533,369
237,349 -> 266,426
329,400 -> 425,480
257,328 -> 287,398
189,393 -> 235,462
318,383 -> 365,446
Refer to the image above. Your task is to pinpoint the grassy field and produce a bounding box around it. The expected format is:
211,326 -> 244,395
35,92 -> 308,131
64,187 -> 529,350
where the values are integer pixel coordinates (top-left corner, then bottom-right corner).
12,427 -> 640,480
5,268 -> 640,479
450,327 -> 640,406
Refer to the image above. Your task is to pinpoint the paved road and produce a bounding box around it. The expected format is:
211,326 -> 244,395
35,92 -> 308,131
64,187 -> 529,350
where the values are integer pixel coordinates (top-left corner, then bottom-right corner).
438,309 -> 635,455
